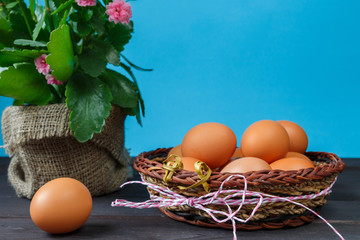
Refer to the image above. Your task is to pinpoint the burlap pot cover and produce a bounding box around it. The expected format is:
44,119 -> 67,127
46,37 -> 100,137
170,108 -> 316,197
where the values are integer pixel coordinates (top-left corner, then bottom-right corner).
1,103 -> 129,199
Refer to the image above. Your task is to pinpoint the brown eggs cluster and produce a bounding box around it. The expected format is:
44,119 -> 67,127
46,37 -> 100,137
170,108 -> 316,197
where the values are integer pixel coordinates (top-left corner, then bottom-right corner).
169,120 -> 315,174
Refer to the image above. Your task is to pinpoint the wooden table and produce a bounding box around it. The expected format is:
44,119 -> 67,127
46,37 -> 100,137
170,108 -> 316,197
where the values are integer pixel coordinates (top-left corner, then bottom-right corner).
1,157 -> 359,240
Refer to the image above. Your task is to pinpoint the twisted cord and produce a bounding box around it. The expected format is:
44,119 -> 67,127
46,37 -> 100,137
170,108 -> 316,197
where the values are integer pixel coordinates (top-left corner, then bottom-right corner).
112,174 -> 344,240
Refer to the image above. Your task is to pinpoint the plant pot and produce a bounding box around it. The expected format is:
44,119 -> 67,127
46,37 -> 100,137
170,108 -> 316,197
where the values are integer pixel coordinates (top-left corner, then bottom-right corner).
1,103 -> 129,199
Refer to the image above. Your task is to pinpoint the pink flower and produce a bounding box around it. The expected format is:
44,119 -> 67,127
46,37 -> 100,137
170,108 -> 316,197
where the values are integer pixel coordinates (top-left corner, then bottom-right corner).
106,0 -> 132,24
45,75 -> 63,85
34,54 -> 50,75
76,0 -> 96,7
35,55 -> 64,85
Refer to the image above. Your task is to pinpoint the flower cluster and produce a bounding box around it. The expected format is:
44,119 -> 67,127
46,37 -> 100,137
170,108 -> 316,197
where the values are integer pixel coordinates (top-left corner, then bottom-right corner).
106,0 -> 132,24
33,0 -> 133,86
34,55 -> 63,85
75,0 -> 96,7
0,0 -> 149,142
76,0 -> 132,25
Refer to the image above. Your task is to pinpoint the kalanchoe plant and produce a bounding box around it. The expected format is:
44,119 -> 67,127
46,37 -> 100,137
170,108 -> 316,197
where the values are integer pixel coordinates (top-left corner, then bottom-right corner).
0,0 -> 150,142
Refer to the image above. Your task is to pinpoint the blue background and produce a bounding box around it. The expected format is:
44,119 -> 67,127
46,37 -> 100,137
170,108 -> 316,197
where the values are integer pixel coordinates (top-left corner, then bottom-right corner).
1,0 -> 359,157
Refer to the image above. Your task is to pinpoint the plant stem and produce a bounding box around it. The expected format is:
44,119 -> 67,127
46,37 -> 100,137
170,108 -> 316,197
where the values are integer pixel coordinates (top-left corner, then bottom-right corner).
17,0 -> 32,37
44,0 -> 50,11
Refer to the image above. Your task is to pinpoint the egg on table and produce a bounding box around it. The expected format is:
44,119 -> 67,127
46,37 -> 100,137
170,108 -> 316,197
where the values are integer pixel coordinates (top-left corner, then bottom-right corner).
30,177 -> 92,234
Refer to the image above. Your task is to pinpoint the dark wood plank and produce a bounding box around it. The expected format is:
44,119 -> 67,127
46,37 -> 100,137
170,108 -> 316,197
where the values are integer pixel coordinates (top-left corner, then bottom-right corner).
0,215 -> 358,240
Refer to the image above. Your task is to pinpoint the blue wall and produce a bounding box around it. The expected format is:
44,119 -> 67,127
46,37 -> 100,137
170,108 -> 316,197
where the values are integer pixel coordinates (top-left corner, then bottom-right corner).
1,0 -> 359,157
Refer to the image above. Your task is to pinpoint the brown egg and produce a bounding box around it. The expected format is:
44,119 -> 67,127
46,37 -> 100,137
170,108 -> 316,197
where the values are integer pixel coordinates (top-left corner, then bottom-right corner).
182,122 -> 237,169
30,178 -> 92,234
231,147 -> 244,158
167,145 -> 183,157
270,157 -> 315,171
220,157 -> 271,173
285,152 -> 311,161
277,120 -> 308,154
241,120 -> 290,164
181,157 -> 200,171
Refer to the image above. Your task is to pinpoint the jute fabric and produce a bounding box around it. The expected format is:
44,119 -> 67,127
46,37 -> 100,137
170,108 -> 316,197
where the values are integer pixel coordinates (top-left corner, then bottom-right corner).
1,103 -> 129,199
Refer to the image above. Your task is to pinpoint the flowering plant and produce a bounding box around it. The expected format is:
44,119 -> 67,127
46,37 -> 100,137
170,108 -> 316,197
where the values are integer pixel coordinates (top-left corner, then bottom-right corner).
0,0 -> 149,142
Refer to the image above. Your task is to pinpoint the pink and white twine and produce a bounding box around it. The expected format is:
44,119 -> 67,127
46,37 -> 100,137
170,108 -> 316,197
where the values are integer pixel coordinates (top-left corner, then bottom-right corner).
112,175 -> 344,240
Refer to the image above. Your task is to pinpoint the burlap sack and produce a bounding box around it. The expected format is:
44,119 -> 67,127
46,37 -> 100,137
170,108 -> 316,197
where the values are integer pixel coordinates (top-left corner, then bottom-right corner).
1,103 -> 129,199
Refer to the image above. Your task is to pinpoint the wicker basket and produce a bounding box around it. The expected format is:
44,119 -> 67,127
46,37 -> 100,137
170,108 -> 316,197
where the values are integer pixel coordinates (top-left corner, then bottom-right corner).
134,148 -> 345,230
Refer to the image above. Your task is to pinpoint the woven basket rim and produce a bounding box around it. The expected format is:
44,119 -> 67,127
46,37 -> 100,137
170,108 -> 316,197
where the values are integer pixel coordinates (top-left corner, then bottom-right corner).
134,148 -> 345,188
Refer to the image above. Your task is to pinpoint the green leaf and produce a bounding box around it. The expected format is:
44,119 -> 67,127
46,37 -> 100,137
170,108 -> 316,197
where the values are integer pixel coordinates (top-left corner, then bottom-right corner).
32,8 -> 46,41
14,39 -> 47,47
90,16 -> 105,35
74,38 -> 84,55
0,19 -> 12,48
103,42 -> 120,66
69,12 -> 80,21
83,9 -> 93,22
120,54 -> 153,72
78,39 -> 107,77
29,0 -> 36,20
0,18 -> 9,31
72,21 -> 92,37
51,0 -> 74,16
0,48 -> 47,66
36,3 -> 51,34
40,5 -> 51,32
48,0 -> 60,29
60,9 -> 69,25
78,40 -> 120,72
101,69 -> 139,108
107,21 -> 133,52
118,62 -> 145,126
46,24 -> 74,82
6,2 -> 18,9
17,0 -> 35,37
133,102 -> 143,126
49,84 -> 65,103
51,0 -> 65,8
120,62 -> 145,117
13,99 -> 25,106
0,7 -> 6,20
123,102 -> 143,126
65,72 -> 113,142
0,63 -> 52,105
8,12 -> 30,39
